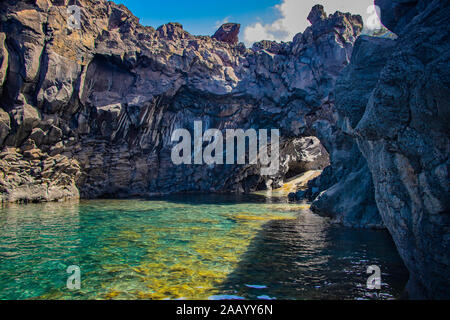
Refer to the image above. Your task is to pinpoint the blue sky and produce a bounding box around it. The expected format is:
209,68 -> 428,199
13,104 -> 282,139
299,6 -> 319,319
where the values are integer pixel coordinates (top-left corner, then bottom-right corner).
117,0 -> 280,34
116,0 -> 381,46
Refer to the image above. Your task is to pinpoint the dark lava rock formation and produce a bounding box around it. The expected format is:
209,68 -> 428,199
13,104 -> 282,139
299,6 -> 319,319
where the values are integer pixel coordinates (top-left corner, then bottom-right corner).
334,0 -> 449,299
304,35 -> 397,229
0,0 -> 361,203
0,0 -> 448,299
212,23 -> 240,45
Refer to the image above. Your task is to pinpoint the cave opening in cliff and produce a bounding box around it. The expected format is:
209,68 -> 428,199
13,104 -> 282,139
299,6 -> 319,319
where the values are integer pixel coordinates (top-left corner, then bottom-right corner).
284,162 -> 307,180
241,136 -> 330,193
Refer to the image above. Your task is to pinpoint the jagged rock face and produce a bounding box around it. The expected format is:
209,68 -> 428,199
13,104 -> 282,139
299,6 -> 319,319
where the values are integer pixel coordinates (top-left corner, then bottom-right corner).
307,4 -> 327,25
0,146 -> 81,203
0,0 -> 362,202
337,0 -> 449,299
307,36 -> 397,229
251,40 -> 289,55
212,23 -> 240,45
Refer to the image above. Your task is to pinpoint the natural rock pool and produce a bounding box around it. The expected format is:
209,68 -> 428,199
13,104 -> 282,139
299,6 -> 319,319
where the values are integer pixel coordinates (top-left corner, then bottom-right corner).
0,194 -> 408,300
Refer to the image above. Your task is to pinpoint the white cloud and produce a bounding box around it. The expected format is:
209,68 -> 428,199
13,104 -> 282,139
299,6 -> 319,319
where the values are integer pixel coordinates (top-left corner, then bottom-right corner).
365,4 -> 382,30
244,22 -> 277,42
243,0 -> 382,46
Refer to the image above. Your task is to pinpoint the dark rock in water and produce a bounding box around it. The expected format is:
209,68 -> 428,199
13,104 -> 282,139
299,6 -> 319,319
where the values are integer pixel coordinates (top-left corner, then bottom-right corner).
338,0 -> 450,299
288,192 -> 297,201
212,23 -> 240,45
296,190 -> 308,200
288,187 -> 320,202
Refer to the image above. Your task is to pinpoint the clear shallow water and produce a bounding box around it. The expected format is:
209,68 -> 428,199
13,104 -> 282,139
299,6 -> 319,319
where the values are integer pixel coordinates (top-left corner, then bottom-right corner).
0,194 -> 408,300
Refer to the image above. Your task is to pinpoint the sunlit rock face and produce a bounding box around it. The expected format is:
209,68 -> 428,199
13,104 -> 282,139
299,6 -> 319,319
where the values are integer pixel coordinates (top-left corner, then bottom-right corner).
336,0 -> 450,299
0,0 -> 363,202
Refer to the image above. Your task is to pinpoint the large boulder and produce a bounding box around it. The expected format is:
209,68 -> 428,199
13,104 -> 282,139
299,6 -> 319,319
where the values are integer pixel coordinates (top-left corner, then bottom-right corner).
212,23 -> 240,45
157,22 -> 191,41
307,4 -> 327,25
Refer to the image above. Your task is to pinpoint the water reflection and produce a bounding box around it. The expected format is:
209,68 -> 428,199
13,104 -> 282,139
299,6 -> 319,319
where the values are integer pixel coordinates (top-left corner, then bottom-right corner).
221,211 -> 408,300
0,196 -> 408,300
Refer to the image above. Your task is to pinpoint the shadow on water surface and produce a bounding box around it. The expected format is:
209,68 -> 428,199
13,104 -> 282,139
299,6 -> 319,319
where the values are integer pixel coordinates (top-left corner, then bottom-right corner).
147,193 -> 289,205
218,209 -> 409,300
0,196 -> 409,300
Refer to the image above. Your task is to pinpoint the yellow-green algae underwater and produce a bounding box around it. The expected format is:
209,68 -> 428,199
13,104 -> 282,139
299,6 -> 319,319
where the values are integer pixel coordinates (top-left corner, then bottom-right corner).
0,194 -> 408,300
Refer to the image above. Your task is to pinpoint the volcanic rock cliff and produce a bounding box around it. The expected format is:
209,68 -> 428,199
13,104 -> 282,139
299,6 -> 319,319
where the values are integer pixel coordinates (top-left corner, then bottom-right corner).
0,1 -> 361,202
332,0 -> 449,299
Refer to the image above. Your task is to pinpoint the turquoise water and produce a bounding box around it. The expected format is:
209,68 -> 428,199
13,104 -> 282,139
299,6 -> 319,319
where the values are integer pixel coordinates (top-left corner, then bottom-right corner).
0,194 -> 408,300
